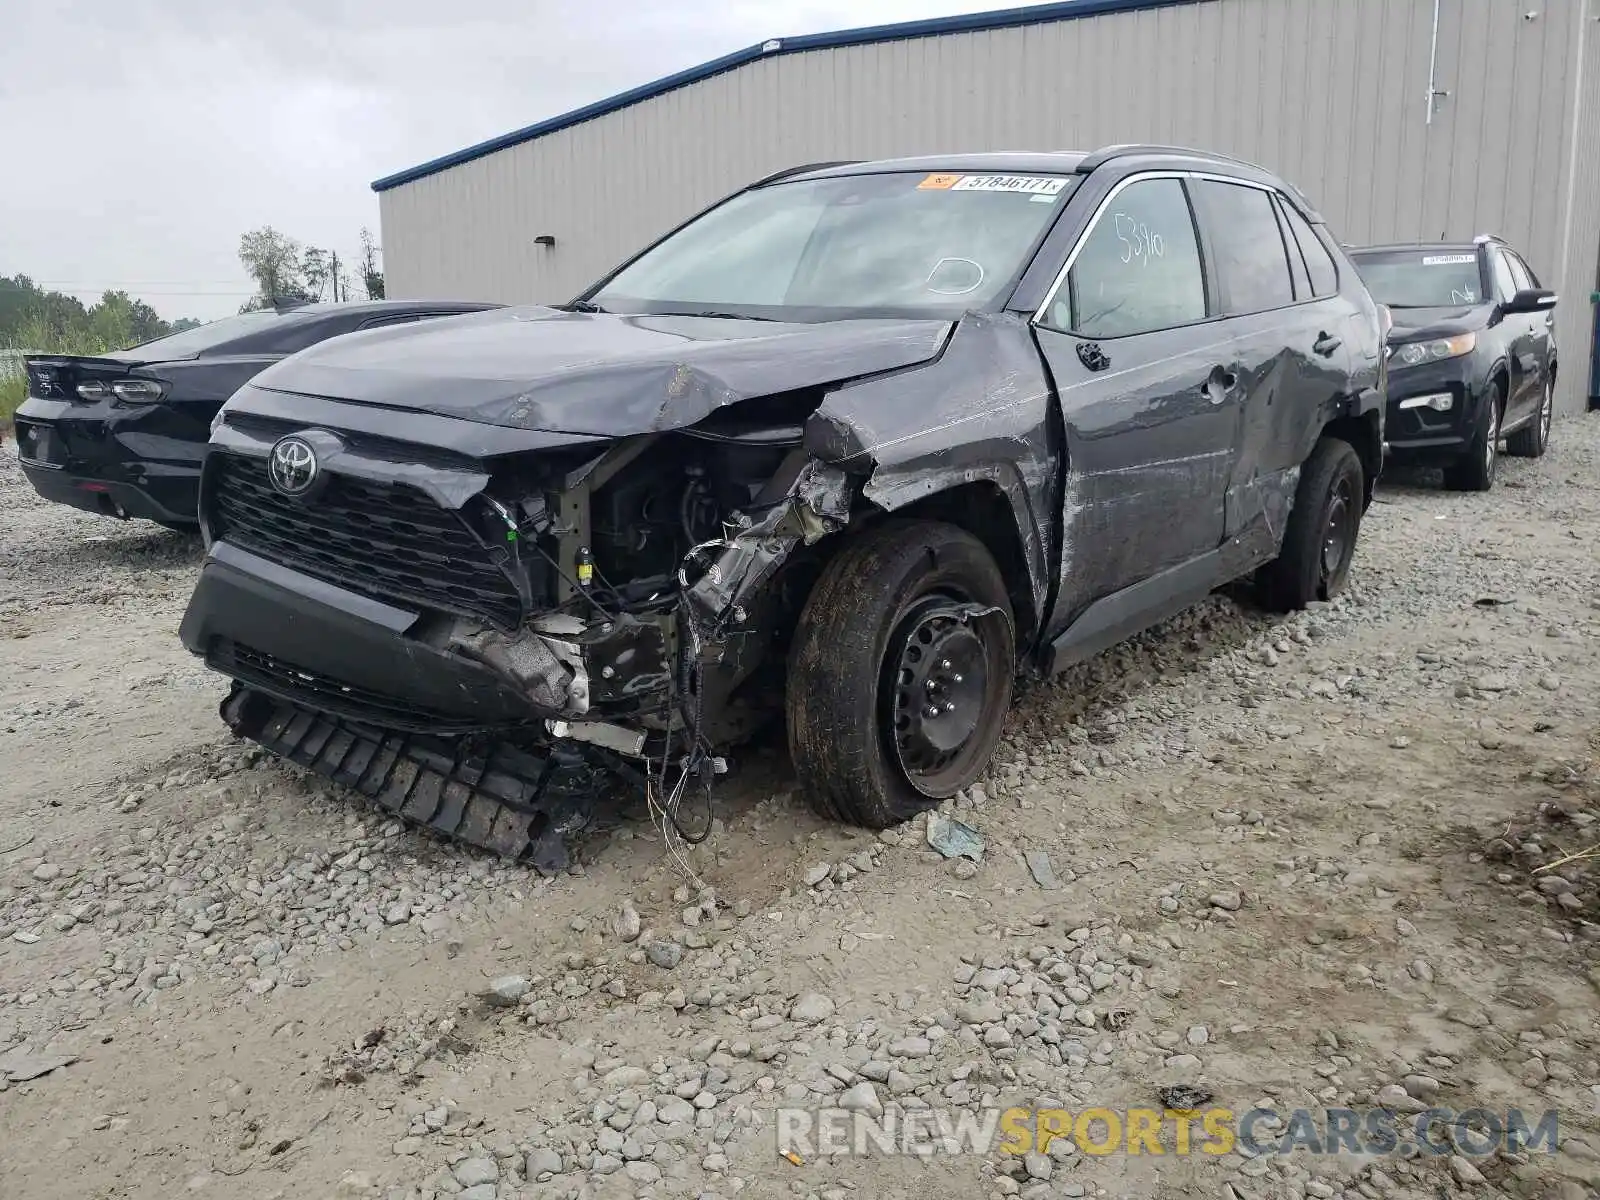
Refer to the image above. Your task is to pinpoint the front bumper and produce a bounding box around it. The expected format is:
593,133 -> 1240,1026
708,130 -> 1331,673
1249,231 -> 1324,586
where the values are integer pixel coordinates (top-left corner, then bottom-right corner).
182,542 -> 667,869
14,397 -> 209,523
1382,358 -> 1488,457
179,542 -> 540,731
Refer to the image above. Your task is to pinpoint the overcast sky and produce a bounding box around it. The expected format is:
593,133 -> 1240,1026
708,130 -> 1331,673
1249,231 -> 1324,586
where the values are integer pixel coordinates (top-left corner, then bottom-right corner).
2,0 -> 1059,322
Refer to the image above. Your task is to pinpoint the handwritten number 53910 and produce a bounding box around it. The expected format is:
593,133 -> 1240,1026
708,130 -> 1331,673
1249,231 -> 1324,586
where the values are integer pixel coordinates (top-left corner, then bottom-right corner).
1113,213 -> 1165,266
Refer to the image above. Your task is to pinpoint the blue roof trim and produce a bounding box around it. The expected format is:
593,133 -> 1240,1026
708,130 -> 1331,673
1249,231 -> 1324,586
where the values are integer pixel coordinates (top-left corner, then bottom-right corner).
370,0 -> 1192,193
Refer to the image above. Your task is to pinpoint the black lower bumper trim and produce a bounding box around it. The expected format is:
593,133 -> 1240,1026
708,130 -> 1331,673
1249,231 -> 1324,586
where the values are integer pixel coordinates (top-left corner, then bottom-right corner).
17,459 -> 199,525
222,685 -> 610,873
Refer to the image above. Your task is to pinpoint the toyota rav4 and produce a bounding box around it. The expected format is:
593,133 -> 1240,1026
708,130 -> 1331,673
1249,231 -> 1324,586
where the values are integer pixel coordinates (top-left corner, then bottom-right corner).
179,146 -> 1386,870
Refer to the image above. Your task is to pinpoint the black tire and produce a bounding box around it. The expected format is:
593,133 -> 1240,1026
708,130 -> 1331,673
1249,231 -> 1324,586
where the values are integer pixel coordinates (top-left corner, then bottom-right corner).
1260,437 -> 1365,612
787,519 -> 1016,829
1443,385 -> 1501,491
1505,379 -> 1553,458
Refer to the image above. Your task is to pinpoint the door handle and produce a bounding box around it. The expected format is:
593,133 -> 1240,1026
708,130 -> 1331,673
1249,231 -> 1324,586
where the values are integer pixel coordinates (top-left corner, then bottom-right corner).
1312,332 -> 1342,357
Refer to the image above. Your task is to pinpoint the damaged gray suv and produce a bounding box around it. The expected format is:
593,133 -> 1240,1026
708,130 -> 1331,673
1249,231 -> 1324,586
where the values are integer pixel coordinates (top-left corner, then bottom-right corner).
180,146 -> 1386,869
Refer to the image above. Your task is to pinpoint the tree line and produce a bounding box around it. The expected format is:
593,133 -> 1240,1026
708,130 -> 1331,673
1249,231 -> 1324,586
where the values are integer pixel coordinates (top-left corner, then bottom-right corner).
0,277 -> 200,356
3,225 -> 386,357
238,226 -> 384,310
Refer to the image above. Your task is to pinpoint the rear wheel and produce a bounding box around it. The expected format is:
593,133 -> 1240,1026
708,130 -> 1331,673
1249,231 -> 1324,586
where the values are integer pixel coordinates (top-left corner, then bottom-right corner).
1505,379 -> 1553,458
1443,386 -> 1501,491
1260,437 -> 1365,611
787,520 -> 1015,828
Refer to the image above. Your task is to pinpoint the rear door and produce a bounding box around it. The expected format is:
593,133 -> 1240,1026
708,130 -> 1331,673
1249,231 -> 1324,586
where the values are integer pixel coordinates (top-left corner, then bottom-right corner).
1189,177 -> 1353,545
1031,173 -> 1241,623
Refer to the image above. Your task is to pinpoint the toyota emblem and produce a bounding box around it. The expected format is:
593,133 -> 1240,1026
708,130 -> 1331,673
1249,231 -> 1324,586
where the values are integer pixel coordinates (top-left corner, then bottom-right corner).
268,435 -> 320,497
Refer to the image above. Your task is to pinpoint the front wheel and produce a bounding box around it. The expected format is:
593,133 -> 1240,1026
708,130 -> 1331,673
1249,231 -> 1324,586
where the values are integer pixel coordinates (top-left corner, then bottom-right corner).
787,520 -> 1015,828
1443,387 -> 1501,491
1259,437 -> 1365,612
1505,379 -> 1553,458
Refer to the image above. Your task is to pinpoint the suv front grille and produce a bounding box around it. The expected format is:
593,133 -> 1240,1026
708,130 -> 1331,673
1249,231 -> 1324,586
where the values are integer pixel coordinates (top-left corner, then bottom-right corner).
208,452 -> 523,629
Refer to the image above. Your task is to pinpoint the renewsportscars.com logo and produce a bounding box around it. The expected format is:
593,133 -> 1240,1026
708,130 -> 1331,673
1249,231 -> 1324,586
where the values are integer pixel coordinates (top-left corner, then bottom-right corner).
774,1105 -> 1560,1160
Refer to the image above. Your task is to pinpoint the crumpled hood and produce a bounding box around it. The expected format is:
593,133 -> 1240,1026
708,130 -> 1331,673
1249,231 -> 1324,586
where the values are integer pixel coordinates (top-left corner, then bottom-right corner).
247,305 -> 953,436
1387,305 -> 1489,343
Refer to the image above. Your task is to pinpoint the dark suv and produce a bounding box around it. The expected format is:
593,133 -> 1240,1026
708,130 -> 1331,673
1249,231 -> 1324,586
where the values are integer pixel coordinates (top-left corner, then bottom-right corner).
14,299 -> 500,528
179,146 -> 1385,869
1349,237 -> 1558,490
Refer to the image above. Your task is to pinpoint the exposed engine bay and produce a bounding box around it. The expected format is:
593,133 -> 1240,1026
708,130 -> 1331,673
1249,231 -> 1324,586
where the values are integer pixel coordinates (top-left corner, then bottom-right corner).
444,395 -> 848,746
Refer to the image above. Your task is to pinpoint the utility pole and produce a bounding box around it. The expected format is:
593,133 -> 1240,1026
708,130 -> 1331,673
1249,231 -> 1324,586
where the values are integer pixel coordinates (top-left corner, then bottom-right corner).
329,251 -> 341,302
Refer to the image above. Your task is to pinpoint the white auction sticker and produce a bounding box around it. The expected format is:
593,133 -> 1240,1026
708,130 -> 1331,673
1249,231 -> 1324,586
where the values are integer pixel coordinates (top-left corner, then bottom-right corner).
918,172 -> 1068,195
1421,254 -> 1476,265
950,174 -> 1069,195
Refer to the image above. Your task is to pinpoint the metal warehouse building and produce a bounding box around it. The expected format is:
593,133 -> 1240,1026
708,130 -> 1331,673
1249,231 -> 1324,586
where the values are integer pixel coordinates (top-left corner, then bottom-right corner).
373,0 -> 1600,414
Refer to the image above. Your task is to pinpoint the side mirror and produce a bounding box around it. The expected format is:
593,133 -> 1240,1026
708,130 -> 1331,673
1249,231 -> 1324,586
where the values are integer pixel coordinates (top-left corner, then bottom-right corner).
1503,287 -> 1558,314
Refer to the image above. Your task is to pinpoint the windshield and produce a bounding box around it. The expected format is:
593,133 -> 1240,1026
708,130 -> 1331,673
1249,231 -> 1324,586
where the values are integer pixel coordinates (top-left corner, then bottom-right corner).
116,309 -> 309,359
589,171 -> 1078,319
1350,250 -> 1485,308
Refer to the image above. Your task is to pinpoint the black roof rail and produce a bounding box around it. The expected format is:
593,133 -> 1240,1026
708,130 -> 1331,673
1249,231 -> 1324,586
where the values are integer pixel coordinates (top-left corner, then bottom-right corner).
1075,143 -> 1260,174
1076,142 -> 1326,221
752,160 -> 863,186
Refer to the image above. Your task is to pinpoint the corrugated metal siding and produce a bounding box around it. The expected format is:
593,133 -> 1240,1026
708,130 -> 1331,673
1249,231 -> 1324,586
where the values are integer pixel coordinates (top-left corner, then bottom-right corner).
381,0 -> 1595,410
1556,0 -> 1600,413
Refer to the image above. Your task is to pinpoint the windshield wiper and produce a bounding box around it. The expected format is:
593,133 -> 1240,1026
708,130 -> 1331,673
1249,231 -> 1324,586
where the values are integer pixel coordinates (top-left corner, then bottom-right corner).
559,299 -> 608,313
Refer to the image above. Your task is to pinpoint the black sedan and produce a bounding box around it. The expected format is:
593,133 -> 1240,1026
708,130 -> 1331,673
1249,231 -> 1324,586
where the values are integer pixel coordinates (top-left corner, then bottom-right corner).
1349,236 -> 1558,490
13,299 -> 500,528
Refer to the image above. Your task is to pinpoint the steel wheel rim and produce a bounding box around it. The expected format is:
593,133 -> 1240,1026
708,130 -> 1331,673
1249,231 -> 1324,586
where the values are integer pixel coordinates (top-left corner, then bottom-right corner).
883,595 -> 1002,796
1322,474 -> 1355,584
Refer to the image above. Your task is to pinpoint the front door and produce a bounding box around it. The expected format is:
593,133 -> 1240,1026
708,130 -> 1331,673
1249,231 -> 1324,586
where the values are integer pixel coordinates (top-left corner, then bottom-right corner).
1032,174 -> 1241,628
1491,248 -> 1538,422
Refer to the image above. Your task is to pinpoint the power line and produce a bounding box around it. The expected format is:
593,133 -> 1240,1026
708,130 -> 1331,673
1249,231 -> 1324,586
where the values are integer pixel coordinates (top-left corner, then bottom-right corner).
26,280 -> 253,286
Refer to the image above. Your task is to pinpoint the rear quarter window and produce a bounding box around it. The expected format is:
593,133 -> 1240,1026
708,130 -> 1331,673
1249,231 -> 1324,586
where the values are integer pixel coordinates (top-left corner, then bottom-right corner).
1278,202 -> 1340,297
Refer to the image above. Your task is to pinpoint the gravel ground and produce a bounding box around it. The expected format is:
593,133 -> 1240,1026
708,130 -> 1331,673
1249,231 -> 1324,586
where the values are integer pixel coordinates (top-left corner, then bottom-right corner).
1,422 -> 1598,1200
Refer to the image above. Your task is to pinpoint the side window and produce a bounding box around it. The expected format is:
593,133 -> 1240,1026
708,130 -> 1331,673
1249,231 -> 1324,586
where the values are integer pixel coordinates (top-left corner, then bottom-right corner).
1504,254 -> 1533,293
1192,179 -> 1296,314
1490,251 -> 1518,302
1513,254 -> 1542,289
1278,201 -> 1339,297
1055,177 -> 1208,338
1273,199 -> 1313,300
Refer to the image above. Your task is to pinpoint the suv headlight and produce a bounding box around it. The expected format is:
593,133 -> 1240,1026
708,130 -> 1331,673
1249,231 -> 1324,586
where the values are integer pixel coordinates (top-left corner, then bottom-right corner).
1393,332 -> 1476,367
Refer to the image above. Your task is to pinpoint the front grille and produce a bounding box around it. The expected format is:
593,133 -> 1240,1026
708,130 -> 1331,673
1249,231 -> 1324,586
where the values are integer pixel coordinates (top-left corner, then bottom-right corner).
208,452 -> 523,629
214,642 -> 490,733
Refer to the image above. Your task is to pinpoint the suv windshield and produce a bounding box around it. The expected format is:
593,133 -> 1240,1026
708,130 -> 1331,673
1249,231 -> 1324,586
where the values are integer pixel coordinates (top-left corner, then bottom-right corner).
1350,250 -> 1485,308
589,170 -> 1078,319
